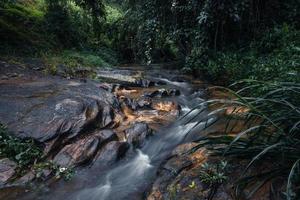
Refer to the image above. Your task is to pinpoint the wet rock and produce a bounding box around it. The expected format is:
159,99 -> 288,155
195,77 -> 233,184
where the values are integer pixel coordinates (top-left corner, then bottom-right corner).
125,122 -> 153,147
148,89 -> 168,98
171,143 -> 198,156
98,83 -> 115,92
145,89 -> 180,98
122,97 -> 152,111
135,79 -> 155,88
95,129 -> 118,142
94,141 -> 129,164
137,97 -> 152,108
1,75 -> 9,80
122,98 -> 138,110
168,89 -> 180,96
147,144 -> 212,200
53,136 -> 99,168
0,158 -> 17,185
32,67 -> 43,71
99,104 -> 115,128
0,71 -> 117,148
7,72 -> 19,78
155,80 -> 167,86
152,101 -> 180,112
15,171 -> 36,185
170,76 -> 187,82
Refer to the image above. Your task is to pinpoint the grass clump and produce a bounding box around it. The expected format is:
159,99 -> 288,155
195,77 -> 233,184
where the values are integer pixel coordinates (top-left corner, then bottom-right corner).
199,161 -> 228,186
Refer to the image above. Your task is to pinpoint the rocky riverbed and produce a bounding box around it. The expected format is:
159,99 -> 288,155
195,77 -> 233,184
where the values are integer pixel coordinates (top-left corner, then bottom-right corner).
0,61 -> 272,200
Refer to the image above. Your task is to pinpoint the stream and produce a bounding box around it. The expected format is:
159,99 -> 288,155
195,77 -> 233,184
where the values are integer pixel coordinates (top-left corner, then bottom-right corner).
3,65 -> 217,200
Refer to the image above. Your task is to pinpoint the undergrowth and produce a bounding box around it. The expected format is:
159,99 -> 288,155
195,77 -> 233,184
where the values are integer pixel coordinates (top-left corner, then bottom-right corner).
0,123 -> 75,181
42,49 -> 116,73
0,123 -> 42,168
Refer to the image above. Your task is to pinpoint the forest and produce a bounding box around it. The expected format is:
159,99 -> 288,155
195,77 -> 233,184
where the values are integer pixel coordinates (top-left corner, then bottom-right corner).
0,0 -> 299,200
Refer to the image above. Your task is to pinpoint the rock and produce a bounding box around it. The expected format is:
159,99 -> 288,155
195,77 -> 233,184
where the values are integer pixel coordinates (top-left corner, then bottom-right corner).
32,67 -> 43,71
152,101 -> 180,112
99,104 -> 115,128
122,97 -> 152,111
15,171 -> 36,185
137,97 -> 152,108
146,144 -> 213,200
162,156 -> 193,175
168,89 -> 180,96
94,141 -> 129,165
171,143 -> 198,156
0,158 -> 17,185
44,125 -> 119,168
170,76 -> 187,82
98,83 -> 115,92
125,122 -> 153,147
149,89 -> 168,98
0,75 -> 9,80
7,73 -> 18,78
135,79 -> 155,88
0,69 -> 117,152
122,98 -> 138,110
53,136 -> 99,168
145,89 -> 181,98
94,129 -> 118,143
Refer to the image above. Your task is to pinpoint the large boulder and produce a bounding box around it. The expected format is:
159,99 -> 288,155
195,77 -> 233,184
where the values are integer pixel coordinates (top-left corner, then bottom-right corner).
125,122 -> 153,147
53,136 -> 99,168
53,129 -> 119,168
0,67 -> 117,146
135,79 -> 155,88
94,141 -> 129,165
0,158 -> 17,185
146,144 -> 230,200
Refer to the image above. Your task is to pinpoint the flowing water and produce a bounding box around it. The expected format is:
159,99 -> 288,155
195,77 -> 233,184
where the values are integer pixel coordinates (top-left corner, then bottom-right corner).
4,65 -> 216,200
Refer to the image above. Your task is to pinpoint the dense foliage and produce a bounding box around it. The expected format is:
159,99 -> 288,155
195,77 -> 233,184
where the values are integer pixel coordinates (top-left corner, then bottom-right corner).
1,0 -> 299,82
116,0 -> 299,82
0,0 -> 119,68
